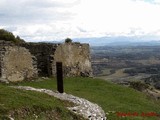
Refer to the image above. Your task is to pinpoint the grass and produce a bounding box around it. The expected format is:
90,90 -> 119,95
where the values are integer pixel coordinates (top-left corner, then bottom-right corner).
15,77 -> 160,120
0,83 -> 85,120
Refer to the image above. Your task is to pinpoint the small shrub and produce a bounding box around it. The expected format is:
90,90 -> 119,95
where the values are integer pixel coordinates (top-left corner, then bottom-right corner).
0,29 -> 25,43
129,81 -> 149,91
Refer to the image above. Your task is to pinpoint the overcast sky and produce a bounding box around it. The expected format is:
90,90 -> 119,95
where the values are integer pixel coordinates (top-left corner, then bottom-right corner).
0,0 -> 160,42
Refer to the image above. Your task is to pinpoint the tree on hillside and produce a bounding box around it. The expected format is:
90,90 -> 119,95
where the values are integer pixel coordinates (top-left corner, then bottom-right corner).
0,29 -> 25,43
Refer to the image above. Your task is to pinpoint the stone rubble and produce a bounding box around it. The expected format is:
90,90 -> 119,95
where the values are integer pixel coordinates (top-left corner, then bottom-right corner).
12,86 -> 106,120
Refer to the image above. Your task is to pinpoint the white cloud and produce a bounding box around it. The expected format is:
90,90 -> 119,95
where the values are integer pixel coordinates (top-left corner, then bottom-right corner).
74,0 -> 160,35
0,0 -> 160,41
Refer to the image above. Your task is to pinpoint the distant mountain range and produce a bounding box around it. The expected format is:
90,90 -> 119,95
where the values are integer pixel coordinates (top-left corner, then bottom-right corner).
42,36 -> 160,46
73,36 -> 160,46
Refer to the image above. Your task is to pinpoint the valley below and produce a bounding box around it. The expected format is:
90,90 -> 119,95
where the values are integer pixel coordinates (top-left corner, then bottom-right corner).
91,45 -> 160,99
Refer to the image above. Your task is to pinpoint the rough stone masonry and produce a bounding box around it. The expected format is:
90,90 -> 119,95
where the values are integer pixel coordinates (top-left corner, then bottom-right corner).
0,40 -> 92,82
0,41 -> 37,82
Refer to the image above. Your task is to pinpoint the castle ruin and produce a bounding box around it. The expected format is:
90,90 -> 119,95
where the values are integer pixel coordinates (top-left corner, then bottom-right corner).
0,40 -> 92,82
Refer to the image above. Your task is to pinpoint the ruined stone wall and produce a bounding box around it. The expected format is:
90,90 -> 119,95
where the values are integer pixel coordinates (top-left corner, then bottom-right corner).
0,40 -> 15,80
20,43 -> 59,76
0,41 -> 38,82
0,40 -> 92,82
21,42 -> 92,77
54,43 -> 92,77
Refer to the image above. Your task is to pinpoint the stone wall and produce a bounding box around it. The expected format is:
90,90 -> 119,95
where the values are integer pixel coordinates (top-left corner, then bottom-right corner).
54,42 -> 92,77
21,42 -> 92,77
20,43 -> 59,76
0,42 -> 37,82
0,40 -> 92,82
0,41 -> 13,81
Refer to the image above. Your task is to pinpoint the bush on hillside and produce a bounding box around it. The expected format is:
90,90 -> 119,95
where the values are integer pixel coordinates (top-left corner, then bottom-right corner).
129,81 -> 149,91
65,38 -> 72,43
0,29 -> 25,43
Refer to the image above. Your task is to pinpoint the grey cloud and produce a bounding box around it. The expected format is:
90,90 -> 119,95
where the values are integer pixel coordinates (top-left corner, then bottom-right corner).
0,10 -> 73,25
23,0 -> 79,8
0,13 -> 6,17
3,26 -> 18,32
0,0 -> 78,25
0,0 -> 83,42
132,0 -> 160,4
77,27 -> 87,33
23,0 -> 62,8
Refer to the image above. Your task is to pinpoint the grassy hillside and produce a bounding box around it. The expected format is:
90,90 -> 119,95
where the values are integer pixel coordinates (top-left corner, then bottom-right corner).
16,77 -> 160,120
0,84 -> 84,120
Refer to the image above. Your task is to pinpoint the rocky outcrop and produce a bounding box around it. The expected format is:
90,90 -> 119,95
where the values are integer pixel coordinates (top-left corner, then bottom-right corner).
54,42 -> 92,77
0,45 -> 37,82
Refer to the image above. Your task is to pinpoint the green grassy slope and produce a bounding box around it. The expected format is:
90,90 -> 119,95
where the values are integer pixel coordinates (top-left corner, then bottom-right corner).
17,77 -> 160,120
0,84 -> 84,120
